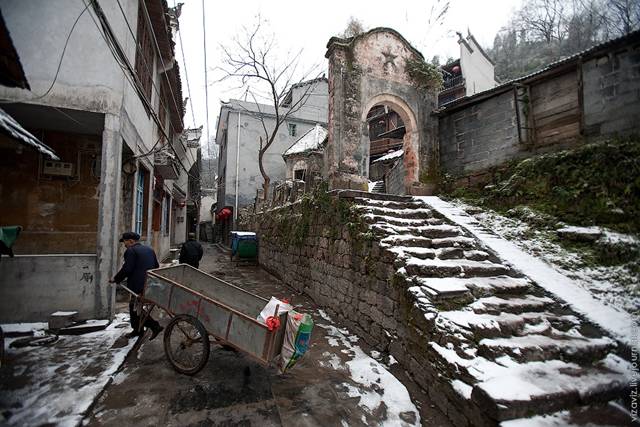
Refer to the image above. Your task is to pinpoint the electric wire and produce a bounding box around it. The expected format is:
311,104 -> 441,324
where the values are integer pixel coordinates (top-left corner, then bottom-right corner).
0,2 -> 90,103
84,0 -> 199,182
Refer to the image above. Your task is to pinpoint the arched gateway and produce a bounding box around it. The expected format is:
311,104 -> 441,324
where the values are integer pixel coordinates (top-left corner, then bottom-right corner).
324,28 -> 438,194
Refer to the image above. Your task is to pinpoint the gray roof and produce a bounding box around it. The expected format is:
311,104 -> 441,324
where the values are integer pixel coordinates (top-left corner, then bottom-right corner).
223,98 -> 327,124
0,107 -> 59,160
283,124 -> 327,157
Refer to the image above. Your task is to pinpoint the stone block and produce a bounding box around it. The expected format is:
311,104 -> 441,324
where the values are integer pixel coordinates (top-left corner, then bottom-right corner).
48,311 -> 78,330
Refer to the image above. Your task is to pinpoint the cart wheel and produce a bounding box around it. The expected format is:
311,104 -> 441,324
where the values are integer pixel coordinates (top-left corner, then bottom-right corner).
163,314 -> 210,375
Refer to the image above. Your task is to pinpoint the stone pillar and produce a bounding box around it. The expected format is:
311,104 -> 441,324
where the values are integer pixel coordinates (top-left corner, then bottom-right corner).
95,113 -> 123,320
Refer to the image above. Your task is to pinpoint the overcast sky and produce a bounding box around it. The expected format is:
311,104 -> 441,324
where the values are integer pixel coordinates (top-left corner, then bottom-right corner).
173,0 -> 522,157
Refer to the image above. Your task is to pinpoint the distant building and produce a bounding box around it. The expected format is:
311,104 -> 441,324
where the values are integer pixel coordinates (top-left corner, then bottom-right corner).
0,0 -> 198,322
282,123 -> 327,181
214,77 -> 328,221
438,31 -> 498,106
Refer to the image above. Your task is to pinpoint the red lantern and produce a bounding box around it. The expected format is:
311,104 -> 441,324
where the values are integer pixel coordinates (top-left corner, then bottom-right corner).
451,65 -> 461,74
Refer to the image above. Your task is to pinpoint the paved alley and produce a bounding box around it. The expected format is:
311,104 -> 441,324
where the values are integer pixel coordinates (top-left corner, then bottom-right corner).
84,244 -> 452,427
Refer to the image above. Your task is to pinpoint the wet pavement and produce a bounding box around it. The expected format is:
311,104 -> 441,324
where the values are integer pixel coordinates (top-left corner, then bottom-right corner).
84,244 -> 452,427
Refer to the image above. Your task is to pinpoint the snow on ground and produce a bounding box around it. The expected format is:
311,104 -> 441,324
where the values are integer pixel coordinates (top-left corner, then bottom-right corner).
418,196 -> 637,346
0,313 -> 135,427
445,199 -> 640,318
316,310 -> 420,427
0,322 -> 48,334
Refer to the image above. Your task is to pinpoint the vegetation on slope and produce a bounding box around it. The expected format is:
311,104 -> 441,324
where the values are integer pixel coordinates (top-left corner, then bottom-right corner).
447,137 -> 640,234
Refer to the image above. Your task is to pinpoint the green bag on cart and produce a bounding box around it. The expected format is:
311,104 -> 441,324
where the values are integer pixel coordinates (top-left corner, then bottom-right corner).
279,311 -> 313,373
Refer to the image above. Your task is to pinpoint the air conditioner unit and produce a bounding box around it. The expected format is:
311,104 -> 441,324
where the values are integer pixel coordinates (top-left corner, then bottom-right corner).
43,161 -> 74,177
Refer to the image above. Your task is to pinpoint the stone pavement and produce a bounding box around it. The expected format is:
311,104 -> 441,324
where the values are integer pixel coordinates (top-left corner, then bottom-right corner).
85,244 -> 452,427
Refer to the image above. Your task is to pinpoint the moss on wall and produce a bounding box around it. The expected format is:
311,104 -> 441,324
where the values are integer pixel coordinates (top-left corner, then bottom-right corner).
444,136 -> 640,234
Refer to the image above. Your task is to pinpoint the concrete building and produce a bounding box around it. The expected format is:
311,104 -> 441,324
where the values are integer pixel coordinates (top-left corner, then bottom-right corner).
214,78 -> 328,220
438,31 -> 498,106
0,0 -> 198,322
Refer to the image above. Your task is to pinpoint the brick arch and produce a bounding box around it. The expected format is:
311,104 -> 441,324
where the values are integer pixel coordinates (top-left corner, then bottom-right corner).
362,94 -> 420,189
325,27 -> 437,194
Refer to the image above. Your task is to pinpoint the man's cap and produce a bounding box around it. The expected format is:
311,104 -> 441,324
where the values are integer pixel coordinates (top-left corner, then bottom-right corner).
119,231 -> 140,242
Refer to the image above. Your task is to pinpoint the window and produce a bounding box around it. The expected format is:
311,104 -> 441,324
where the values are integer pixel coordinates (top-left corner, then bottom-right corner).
162,193 -> 171,235
135,167 -> 150,236
288,123 -> 297,137
135,170 -> 145,235
134,1 -> 154,102
294,169 -> 306,180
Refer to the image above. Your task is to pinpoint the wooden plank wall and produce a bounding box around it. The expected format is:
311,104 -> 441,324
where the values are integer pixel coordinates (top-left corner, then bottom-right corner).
530,71 -> 581,146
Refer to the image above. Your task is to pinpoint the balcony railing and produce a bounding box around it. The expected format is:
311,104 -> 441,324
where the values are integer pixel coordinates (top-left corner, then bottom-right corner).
442,75 -> 464,90
154,148 -> 179,180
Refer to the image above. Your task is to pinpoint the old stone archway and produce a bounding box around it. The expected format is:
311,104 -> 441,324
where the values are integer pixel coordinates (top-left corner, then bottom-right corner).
324,28 -> 437,194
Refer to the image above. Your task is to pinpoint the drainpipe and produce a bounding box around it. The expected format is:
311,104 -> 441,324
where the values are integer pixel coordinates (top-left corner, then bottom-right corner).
234,111 -> 241,224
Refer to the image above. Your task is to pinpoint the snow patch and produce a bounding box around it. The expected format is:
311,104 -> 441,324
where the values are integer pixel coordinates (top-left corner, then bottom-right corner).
317,322 -> 420,426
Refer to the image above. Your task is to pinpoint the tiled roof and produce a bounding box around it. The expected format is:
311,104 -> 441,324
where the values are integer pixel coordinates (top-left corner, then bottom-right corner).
283,124 -> 327,157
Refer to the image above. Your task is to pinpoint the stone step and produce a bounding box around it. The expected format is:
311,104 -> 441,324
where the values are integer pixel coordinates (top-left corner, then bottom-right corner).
499,403 -> 632,426
470,295 -> 554,314
463,250 -> 491,261
413,277 -> 471,300
430,236 -> 477,249
362,214 -> 435,227
388,246 -> 436,260
404,258 -> 512,278
470,355 -> 631,421
381,235 -> 432,248
463,276 -> 533,297
356,205 -> 435,219
478,334 -> 616,364
438,310 -> 529,339
371,224 -> 463,239
355,197 -> 425,210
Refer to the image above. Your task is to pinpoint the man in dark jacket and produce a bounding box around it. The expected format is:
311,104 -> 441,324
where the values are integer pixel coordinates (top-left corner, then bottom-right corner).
110,231 -> 163,340
179,233 -> 204,268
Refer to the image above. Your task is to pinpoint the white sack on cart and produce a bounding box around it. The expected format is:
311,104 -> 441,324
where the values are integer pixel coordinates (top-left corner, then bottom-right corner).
257,296 -> 293,324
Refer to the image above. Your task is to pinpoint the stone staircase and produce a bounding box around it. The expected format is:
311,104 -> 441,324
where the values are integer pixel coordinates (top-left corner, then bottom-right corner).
369,180 -> 385,194
353,195 -> 632,426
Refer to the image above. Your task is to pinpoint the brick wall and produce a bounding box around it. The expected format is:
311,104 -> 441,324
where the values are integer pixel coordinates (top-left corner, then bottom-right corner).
437,35 -> 640,185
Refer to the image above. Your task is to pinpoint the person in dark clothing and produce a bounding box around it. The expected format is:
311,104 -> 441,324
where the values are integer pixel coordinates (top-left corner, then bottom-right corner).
109,231 -> 163,340
179,233 -> 203,268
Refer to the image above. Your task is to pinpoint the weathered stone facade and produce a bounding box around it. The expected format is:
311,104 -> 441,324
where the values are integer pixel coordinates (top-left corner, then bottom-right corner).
325,28 -> 438,194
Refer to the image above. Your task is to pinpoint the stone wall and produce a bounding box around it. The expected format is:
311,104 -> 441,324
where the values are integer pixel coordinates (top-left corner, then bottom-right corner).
385,159 -> 406,195
245,194 -> 396,351
0,254 -> 97,322
438,32 -> 640,186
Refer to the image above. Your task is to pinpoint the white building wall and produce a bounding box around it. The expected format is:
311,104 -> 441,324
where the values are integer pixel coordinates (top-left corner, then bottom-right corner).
0,0 -> 188,318
459,35 -> 498,96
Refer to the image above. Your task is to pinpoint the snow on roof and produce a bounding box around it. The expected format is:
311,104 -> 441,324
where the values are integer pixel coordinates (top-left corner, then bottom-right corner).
0,107 -> 59,160
372,149 -> 403,164
283,124 -> 327,157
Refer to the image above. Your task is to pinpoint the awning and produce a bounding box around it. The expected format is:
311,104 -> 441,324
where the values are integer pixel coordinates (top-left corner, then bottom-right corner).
0,107 -> 59,160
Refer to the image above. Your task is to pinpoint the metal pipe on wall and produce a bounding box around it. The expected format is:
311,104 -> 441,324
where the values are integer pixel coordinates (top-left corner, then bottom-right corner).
234,111 -> 241,222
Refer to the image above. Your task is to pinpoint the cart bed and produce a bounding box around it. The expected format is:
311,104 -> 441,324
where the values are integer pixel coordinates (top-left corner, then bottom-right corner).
144,264 -> 286,364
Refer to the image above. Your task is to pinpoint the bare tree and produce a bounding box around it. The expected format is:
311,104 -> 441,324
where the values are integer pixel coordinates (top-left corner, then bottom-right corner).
341,16 -> 366,38
216,17 -> 321,201
516,0 -> 567,44
608,0 -> 640,34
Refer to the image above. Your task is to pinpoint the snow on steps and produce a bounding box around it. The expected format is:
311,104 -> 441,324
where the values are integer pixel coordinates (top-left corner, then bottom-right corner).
353,195 -> 633,425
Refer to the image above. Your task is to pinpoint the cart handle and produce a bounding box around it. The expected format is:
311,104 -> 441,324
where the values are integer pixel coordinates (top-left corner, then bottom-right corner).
117,283 -> 139,298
